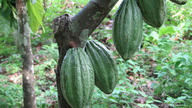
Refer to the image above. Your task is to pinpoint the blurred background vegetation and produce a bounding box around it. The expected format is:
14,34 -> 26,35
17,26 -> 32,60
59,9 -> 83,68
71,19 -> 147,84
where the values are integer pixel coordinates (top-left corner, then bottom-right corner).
0,0 -> 192,107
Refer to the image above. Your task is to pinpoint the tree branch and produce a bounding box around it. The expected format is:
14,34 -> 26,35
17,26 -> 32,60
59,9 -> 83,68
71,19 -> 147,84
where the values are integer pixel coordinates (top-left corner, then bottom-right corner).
71,0 -> 118,36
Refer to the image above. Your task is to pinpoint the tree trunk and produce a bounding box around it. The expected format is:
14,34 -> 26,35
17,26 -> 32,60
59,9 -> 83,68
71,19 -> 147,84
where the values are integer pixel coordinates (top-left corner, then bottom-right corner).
53,0 -> 119,107
43,0 -> 47,11
16,0 -> 37,108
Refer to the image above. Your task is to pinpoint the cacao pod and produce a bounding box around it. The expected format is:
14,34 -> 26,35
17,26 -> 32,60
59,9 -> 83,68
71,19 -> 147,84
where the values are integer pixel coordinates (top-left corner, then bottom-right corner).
60,48 -> 94,108
113,0 -> 143,60
137,0 -> 166,27
85,41 -> 118,94
169,0 -> 187,5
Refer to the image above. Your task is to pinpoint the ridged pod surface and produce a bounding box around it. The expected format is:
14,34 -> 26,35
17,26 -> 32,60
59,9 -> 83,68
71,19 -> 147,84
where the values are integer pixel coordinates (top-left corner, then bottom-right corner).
85,41 -> 118,94
113,0 -> 143,60
170,0 -> 187,5
137,0 -> 166,27
60,48 -> 94,108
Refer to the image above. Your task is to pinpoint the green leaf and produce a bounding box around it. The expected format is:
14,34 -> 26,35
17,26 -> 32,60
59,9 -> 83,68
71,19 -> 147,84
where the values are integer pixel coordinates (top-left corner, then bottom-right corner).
27,0 -> 44,32
0,15 -> 12,36
150,31 -> 159,41
159,26 -> 176,37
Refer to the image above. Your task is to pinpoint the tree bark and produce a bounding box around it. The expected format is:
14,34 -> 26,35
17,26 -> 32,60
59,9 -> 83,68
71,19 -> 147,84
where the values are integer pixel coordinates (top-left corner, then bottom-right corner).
16,0 -> 37,108
53,0 -> 119,107
43,0 -> 47,11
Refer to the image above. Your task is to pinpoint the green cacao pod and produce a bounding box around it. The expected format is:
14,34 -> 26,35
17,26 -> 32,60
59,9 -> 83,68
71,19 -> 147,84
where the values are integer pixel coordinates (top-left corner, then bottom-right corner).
60,48 -> 94,108
85,41 -> 118,94
169,0 -> 187,5
137,0 -> 166,27
113,0 -> 143,60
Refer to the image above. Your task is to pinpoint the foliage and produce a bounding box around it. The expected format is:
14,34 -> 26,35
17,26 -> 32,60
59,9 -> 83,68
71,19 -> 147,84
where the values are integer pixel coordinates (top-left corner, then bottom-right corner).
0,15 -> 16,56
0,0 -> 17,27
0,33 -> 16,56
0,16 -> 13,36
0,75 -> 23,107
27,0 -> 45,33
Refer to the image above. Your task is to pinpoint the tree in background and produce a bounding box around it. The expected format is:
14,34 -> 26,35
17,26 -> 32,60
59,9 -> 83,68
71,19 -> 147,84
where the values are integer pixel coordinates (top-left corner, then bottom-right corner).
1,0 -> 44,107
16,0 -> 36,107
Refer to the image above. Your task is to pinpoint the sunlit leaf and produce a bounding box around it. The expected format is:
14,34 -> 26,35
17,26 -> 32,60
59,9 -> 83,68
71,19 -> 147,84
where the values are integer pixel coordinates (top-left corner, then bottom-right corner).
159,26 -> 176,37
27,0 -> 44,32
